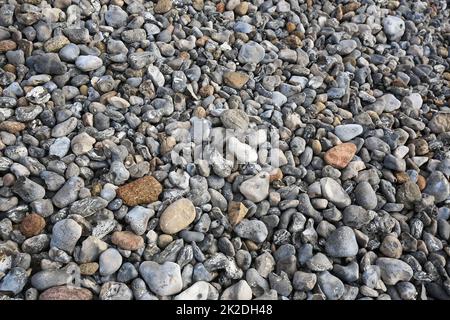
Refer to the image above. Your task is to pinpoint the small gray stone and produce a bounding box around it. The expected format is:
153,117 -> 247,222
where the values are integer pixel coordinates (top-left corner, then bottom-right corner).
139,261 -> 182,296
50,219 -> 82,253
234,219 -> 268,243
325,226 -> 359,258
99,248 -> 123,276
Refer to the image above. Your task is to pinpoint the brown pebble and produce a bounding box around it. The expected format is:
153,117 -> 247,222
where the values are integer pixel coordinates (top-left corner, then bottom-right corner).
0,40 -> 17,52
158,234 -> 173,248
0,120 -> 26,134
199,85 -> 214,97
223,71 -> 249,89
286,22 -> 296,33
234,2 -> 249,15
79,262 -> 99,275
117,175 -> 163,206
2,173 -> 16,187
417,175 -> 426,191
3,64 -> 15,74
324,143 -> 357,169
228,202 -> 248,227
20,213 -> 46,238
39,286 -> 93,300
216,2 -> 225,13
395,172 -> 410,184
111,231 -> 145,251
269,168 -> 283,182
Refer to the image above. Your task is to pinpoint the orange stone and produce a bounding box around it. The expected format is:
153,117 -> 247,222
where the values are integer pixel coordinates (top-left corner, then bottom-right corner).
20,213 -> 46,237
324,143 -> 357,169
223,71 -> 249,89
39,286 -> 93,300
117,175 -> 162,206
228,202 -> 248,226
111,231 -> 144,251
417,175 -> 426,191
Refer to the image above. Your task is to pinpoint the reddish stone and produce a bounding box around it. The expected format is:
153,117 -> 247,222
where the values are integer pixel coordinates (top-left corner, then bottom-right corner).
324,143 -> 357,169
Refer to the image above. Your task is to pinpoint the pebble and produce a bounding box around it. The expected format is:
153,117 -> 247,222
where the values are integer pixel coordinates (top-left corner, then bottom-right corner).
111,231 -> 144,251
39,286 -> 93,300
334,124 -> 363,142
234,219 -> 268,243
159,198 -> 196,234
325,226 -> 359,258
324,143 -> 357,169
117,176 -> 162,206
50,219 -> 82,253
75,56 -> 103,72
376,258 -> 414,285
320,178 -> 351,208
99,248 -> 123,276
139,261 -> 182,296
239,172 -> 270,203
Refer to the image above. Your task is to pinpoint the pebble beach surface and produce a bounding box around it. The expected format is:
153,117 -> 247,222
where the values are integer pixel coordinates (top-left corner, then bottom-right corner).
0,0 -> 450,301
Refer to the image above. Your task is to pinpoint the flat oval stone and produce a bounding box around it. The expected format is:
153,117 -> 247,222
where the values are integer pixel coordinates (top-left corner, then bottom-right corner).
111,231 -> 144,251
39,286 -> 93,300
159,198 -> 196,234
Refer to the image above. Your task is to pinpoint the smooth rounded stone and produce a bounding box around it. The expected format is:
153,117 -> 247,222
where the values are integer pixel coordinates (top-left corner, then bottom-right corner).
50,219 -> 82,253
52,176 -> 84,209
293,271 -> 317,291
238,41 -> 265,64
220,109 -> 249,130
12,177 -> 46,202
234,219 -> 268,243
227,137 -> 257,163
30,199 -> 54,218
30,269 -> 73,291
396,282 -> 417,300
325,226 -> 359,258
117,176 -> 162,206
376,258 -> 414,285
396,180 -> 421,210
380,235 -> 402,259
324,143 -> 357,169
159,198 -> 196,235
100,282 -> 133,300
125,206 -> 154,235
342,205 -> 374,229
239,172 -> 270,203
71,132 -> 95,155
383,16 -> 405,40
318,271 -> 345,300
139,261 -> 182,296
0,267 -> 28,295
78,236 -> 108,263
99,248 -> 123,276
354,182 -> 377,210
75,55 -> 103,72
220,280 -> 252,300
423,171 -> 449,203
51,117 -> 78,137
334,124 -> 363,142
111,231 -> 144,251
49,137 -> 71,158
39,286 -> 93,300
105,5 -> 128,27
429,113 -> 450,133
22,234 -> 49,254
173,281 -> 210,300
59,43 -> 80,62
320,177 -> 351,208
